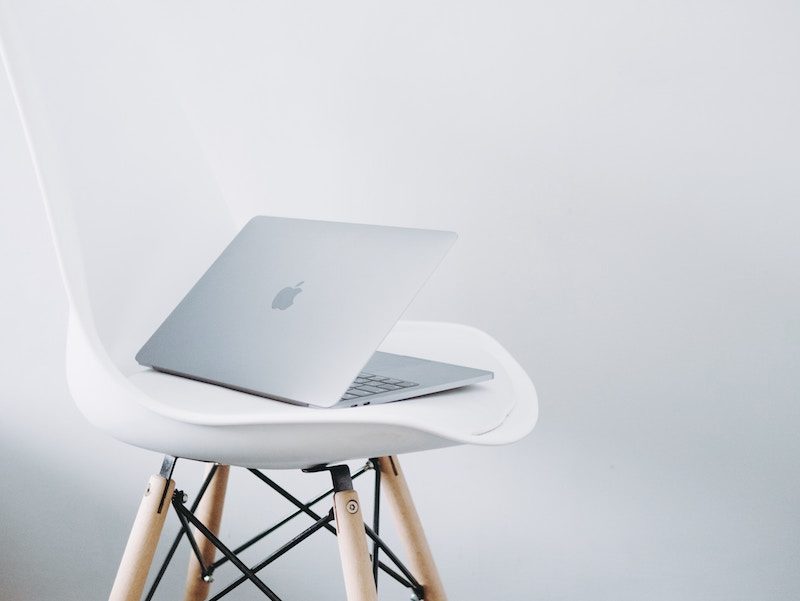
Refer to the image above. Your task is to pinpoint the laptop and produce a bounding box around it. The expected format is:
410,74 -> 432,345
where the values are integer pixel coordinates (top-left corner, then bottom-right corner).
136,216 -> 493,408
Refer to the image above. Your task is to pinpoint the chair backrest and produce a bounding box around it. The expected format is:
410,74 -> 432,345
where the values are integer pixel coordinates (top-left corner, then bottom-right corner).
0,0 -> 237,374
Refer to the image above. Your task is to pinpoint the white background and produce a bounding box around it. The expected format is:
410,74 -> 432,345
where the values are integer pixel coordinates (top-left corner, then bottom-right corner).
1,1 -> 799,599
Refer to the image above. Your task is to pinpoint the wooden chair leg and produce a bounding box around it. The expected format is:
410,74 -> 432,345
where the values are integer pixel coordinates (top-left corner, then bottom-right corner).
109,474 -> 176,601
378,456 -> 448,601
183,464 -> 230,601
333,488 -> 378,601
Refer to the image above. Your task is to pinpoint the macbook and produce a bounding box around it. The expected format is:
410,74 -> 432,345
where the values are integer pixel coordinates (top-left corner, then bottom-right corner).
136,216 -> 493,408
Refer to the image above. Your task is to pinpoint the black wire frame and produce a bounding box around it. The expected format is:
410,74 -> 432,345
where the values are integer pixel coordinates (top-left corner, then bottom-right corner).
143,459 -> 426,601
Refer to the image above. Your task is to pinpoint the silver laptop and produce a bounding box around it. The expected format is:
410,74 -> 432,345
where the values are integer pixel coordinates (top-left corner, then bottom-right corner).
136,216 -> 493,408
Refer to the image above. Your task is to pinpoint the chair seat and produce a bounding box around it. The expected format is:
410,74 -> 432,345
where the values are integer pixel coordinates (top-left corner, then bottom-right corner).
69,320 -> 537,468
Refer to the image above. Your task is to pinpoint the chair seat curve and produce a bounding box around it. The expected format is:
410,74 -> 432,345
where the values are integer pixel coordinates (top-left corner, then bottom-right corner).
67,319 -> 538,469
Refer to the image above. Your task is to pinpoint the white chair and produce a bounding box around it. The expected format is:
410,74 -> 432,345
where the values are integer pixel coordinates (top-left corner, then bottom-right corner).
0,2 -> 537,600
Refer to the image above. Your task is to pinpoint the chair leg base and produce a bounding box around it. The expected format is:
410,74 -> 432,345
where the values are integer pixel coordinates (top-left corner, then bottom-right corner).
378,455 -> 448,601
333,487 -> 378,601
108,474 -> 175,601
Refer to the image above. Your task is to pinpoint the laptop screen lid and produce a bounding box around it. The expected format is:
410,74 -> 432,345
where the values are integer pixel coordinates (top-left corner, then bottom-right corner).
135,216 -> 457,407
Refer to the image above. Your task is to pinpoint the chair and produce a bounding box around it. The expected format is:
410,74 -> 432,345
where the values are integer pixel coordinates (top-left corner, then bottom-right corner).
0,2 -> 538,600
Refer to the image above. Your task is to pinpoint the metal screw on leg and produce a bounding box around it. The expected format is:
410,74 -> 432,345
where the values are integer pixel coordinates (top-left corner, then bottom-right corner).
202,573 -> 215,583
346,499 -> 359,514
182,492 -> 189,504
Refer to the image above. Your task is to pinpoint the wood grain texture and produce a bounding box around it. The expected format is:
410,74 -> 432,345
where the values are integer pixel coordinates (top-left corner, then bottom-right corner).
378,455 -> 448,601
108,475 -> 175,601
183,464 -> 230,601
333,489 -> 378,601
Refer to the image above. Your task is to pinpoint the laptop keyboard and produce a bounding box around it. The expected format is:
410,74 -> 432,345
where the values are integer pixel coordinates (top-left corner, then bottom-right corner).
341,372 -> 418,402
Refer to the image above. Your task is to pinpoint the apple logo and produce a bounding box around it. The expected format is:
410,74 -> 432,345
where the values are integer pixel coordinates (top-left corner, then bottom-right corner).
272,281 -> 304,310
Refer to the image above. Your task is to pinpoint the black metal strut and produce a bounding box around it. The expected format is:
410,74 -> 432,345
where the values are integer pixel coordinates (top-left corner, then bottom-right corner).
207,510 -> 334,601
143,460 -> 425,601
172,492 -> 284,601
371,457 -> 382,589
209,463 -> 371,572
265,465 -> 424,597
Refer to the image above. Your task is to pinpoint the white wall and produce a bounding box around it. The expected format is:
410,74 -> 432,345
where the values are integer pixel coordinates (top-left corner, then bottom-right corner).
2,1 -> 799,599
